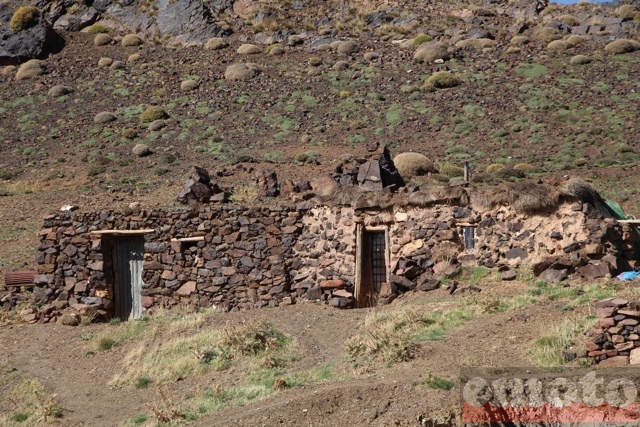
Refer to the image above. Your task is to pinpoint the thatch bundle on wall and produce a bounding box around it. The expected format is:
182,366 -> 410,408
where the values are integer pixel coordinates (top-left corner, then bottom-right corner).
312,174 -> 606,215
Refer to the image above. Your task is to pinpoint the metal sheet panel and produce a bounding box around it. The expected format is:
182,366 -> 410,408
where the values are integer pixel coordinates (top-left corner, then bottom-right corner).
115,238 -> 145,320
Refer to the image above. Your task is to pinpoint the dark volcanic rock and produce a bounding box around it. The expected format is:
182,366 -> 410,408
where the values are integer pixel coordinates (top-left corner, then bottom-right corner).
0,4 -> 64,65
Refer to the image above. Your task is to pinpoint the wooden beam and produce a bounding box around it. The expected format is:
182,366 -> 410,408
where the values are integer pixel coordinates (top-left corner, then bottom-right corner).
616,220 -> 640,224
89,229 -> 154,235
170,236 -> 205,242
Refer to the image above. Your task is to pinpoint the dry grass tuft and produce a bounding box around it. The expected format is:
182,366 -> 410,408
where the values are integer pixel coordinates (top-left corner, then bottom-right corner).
0,372 -> 62,425
478,181 -> 558,214
231,183 -> 259,205
148,387 -> 183,423
219,320 -> 285,357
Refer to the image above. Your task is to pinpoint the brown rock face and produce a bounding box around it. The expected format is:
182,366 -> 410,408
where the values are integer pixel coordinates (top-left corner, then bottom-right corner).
176,166 -> 221,204
599,356 -> 629,367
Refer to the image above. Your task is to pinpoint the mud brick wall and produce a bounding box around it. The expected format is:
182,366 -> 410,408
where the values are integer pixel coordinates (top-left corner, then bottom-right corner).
588,298 -> 640,367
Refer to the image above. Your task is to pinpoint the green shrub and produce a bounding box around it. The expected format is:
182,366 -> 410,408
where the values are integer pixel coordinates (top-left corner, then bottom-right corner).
87,24 -> 109,34
97,336 -> 115,351
422,71 -> 461,92
412,33 -> 433,47
140,106 -> 168,123
514,163 -> 534,172
122,128 -> 137,139
439,163 -> 464,177
294,151 -> 320,164
135,377 -> 152,389
309,57 -> 322,67
0,168 -> 17,180
486,163 -> 505,173
424,374 -> 455,390
10,6 -> 40,32
515,63 -> 549,78
152,167 -> 169,176
88,166 -> 106,177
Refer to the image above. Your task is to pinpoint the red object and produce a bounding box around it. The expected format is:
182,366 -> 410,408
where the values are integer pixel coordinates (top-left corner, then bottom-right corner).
4,271 -> 37,287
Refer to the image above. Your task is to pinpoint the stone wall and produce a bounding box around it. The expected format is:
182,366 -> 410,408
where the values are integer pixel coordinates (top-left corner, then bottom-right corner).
2,197 -> 638,323
587,298 -> 640,367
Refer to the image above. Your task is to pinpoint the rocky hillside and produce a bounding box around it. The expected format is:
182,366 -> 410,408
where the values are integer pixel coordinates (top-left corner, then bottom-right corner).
0,0 -> 640,267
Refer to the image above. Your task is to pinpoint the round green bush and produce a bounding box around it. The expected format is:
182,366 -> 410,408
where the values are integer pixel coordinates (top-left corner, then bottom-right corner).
10,6 -> 40,32
486,163 -> 505,173
439,163 -> 464,177
140,106 -> 168,123
87,24 -> 109,34
412,33 -> 433,47
393,152 -> 436,180
421,71 -> 461,92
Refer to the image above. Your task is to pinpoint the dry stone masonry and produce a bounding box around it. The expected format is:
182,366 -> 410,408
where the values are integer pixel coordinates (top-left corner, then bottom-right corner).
587,298 -> 640,367
1,186 -> 634,323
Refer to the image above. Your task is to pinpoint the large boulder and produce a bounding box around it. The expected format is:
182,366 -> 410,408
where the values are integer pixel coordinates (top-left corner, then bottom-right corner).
0,4 -> 64,65
413,42 -> 450,63
224,63 -> 259,80
177,166 -> 222,204
155,0 -> 230,45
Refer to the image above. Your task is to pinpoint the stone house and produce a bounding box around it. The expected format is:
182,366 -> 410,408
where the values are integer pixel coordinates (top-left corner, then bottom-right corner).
10,173 -> 638,322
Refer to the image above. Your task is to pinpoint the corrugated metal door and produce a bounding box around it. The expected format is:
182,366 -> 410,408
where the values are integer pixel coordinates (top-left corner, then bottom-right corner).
115,238 -> 144,320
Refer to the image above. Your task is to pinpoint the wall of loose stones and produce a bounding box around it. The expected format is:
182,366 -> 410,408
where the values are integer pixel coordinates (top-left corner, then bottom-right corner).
33,205 -> 307,320
22,199 -> 640,323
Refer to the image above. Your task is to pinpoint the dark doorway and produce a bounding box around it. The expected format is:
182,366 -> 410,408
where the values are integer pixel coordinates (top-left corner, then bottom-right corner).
356,229 -> 388,308
114,238 -> 145,320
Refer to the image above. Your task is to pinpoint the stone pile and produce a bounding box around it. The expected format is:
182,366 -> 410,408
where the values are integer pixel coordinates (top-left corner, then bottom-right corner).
587,298 -> 640,366
176,166 -> 224,204
332,146 -> 403,192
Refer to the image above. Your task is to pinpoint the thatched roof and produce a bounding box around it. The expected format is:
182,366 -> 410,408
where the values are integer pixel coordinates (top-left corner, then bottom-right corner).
313,175 -> 606,215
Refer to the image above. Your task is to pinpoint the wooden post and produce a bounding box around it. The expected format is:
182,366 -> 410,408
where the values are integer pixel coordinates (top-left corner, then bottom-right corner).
464,162 -> 469,182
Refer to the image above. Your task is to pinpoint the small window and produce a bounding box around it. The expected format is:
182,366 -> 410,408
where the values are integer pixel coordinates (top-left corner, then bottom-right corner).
462,227 -> 475,250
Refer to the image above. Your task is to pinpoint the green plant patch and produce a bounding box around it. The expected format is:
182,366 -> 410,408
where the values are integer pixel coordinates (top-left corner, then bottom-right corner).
515,63 -> 549,78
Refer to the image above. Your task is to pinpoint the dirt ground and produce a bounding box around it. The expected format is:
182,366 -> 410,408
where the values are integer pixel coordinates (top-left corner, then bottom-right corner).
0,280 -> 586,427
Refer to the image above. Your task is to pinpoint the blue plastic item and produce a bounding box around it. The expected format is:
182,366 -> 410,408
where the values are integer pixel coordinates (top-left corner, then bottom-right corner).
617,271 -> 640,281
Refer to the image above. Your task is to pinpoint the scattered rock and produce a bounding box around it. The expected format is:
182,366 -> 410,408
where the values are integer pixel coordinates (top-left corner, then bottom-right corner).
94,111 -> 116,124
570,54 -> 591,65
148,119 -> 166,131
180,79 -> 199,91
109,60 -> 125,70
333,60 -> 349,71
413,42 -> 450,63
501,270 -> 517,281
48,85 -> 71,97
98,57 -> 112,67
224,63 -> 260,80
539,268 -> 567,283
132,143 -> 152,157
363,51 -> 379,62
57,312 -> 80,326
337,40 -> 358,54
